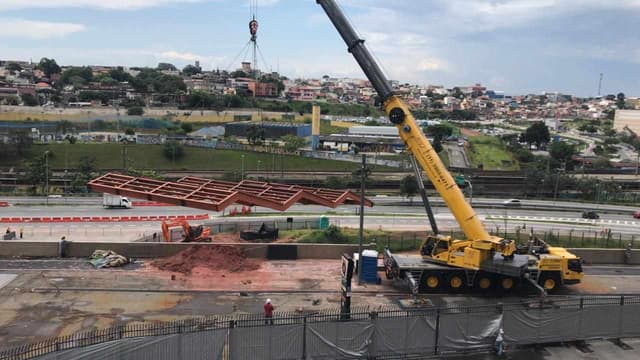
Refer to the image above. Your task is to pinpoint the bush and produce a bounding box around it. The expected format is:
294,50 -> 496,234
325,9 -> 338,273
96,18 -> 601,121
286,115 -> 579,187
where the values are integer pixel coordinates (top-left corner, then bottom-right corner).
127,107 -> 144,116
163,141 -> 184,160
324,225 -> 345,243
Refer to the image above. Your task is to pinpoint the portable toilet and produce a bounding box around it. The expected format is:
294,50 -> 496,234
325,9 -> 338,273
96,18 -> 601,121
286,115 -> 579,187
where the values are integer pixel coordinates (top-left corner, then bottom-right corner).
319,216 -> 330,230
360,249 -> 380,284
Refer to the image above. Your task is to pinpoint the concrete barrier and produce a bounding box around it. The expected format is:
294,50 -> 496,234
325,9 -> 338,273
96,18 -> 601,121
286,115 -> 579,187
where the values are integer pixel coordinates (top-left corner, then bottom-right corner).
568,248 -> 640,265
0,241 -> 59,258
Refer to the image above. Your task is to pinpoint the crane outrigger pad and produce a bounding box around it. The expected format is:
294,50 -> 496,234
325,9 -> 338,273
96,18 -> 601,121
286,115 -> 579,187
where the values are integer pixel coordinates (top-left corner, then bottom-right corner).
88,172 -> 373,212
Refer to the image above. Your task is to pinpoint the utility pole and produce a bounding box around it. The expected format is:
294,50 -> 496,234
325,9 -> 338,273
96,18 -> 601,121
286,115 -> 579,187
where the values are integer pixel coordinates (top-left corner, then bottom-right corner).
44,151 -> 50,204
357,154 -> 366,284
241,154 -> 245,181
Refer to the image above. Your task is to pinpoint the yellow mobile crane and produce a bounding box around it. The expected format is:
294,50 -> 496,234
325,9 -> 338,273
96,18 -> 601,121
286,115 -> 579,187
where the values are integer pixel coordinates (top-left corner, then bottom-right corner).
317,0 -> 584,293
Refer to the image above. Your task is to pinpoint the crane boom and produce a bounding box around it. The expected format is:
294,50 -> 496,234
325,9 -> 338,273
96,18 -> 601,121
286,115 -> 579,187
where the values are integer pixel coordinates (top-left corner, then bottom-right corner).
317,0 -> 494,244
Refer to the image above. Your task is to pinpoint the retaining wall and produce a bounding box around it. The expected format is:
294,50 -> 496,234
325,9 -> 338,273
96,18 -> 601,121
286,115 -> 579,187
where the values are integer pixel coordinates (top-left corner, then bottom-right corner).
0,241 -> 367,260
0,242 -> 637,264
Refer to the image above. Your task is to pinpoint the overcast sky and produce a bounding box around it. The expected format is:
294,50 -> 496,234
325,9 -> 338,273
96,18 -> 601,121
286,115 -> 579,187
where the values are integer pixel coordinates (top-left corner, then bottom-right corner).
1,0 -> 638,96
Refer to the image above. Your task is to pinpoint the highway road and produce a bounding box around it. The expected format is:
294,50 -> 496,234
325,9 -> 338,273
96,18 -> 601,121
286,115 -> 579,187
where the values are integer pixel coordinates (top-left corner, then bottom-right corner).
1,197 -> 638,242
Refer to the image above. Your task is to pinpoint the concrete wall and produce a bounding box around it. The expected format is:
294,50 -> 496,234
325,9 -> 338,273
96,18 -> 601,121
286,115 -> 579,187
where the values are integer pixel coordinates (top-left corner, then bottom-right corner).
1,241 -> 637,264
0,241 -> 59,258
568,248 -> 640,265
59,242 -> 368,260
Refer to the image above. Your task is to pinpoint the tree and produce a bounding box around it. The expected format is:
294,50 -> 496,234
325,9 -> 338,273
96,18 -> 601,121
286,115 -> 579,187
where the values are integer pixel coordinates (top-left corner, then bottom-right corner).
523,121 -> 550,148
125,128 -> 135,135
59,66 -> 93,86
245,125 -> 265,145
2,95 -> 19,106
7,62 -> 22,73
56,120 -> 74,134
25,152 -> 52,194
71,155 -> 97,193
37,58 -> 61,78
424,124 -> 453,143
180,123 -> 193,134
157,63 -> 177,71
109,68 -> 133,83
433,139 -> 443,153
324,176 -> 347,189
617,92 -> 626,110
400,175 -> 419,204
452,87 -> 464,99
127,107 -> 144,116
12,131 -> 32,156
163,141 -> 184,161
20,93 -> 38,106
549,141 -> 576,170
281,134 -> 306,153
182,64 -> 202,76
230,70 -> 248,78
351,165 -> 372,184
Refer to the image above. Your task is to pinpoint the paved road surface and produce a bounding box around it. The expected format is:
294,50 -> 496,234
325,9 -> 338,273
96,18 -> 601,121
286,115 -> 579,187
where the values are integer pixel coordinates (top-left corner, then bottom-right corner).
444,143 -> 470,168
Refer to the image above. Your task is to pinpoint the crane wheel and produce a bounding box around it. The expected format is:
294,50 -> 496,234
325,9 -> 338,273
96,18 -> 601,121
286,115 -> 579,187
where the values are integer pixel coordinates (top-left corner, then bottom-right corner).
475,275 -> 492,291
500,277 -> 515,291
447,274 -> 465,291
539,273 -> 560,292
425,274 -> 441,289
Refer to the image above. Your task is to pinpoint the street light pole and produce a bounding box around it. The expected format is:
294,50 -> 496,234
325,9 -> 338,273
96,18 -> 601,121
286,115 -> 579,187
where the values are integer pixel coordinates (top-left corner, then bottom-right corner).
44,151 -> 49,204
257,160 -> 261,180
241,155 -> 245,181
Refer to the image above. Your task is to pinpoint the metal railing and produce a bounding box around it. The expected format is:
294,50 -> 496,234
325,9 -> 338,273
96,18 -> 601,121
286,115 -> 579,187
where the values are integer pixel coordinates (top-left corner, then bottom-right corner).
2,295 -> 640,360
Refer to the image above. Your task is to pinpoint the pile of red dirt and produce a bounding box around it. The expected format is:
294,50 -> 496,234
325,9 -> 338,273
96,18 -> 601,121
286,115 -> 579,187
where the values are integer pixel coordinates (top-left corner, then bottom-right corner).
151,245 -> 261,274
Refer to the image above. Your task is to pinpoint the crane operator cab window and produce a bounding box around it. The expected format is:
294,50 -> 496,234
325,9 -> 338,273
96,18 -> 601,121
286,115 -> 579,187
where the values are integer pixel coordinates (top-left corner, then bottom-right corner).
434,239 -> 449,255
422,238 -> 436,256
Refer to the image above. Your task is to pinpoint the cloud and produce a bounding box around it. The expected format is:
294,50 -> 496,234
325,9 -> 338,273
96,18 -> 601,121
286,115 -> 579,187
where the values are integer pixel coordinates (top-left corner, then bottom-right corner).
0,18 -> 85,39
0,0 -> 206,11
154,50 -> 227,68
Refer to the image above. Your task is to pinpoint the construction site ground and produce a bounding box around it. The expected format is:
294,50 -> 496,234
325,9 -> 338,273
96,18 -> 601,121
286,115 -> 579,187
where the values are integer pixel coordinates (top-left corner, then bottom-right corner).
1,257 -> 640,358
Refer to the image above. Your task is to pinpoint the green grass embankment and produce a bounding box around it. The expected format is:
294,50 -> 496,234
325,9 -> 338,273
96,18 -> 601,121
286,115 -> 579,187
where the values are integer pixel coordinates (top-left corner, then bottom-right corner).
467,136 -> 519,171
7,143 -> 394,172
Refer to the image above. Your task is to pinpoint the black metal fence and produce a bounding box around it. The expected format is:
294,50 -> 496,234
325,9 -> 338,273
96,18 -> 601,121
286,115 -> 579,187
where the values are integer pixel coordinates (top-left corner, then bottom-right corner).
2,295 -> 640,360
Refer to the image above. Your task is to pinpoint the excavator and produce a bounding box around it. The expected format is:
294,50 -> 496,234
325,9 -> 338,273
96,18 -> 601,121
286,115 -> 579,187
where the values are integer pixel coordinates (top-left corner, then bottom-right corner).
317,0 -> 584,293
161,219 -> 211,243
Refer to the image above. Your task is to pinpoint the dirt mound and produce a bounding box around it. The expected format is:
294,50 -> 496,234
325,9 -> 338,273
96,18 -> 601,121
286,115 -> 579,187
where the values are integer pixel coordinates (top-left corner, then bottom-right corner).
151,245 -> 261,274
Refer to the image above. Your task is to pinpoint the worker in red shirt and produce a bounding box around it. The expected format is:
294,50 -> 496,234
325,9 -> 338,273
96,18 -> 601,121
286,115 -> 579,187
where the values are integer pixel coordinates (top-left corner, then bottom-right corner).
264,298 -> 274,325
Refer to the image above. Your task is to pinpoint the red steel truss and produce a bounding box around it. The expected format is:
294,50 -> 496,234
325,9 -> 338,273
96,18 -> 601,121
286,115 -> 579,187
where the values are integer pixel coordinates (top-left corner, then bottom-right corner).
88,173 -> 373,212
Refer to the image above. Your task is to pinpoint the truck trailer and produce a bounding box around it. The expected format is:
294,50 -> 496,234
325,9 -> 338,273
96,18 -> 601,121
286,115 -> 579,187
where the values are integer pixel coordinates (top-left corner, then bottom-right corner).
102,194 -> 132,209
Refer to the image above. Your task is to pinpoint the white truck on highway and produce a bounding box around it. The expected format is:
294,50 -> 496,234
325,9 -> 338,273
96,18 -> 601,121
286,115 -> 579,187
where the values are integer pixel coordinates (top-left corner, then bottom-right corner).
103,194 -> 132,209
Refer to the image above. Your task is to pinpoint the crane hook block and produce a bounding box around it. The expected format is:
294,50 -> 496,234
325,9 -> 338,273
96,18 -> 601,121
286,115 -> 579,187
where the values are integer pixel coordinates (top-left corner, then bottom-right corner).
389,107 -> 405,124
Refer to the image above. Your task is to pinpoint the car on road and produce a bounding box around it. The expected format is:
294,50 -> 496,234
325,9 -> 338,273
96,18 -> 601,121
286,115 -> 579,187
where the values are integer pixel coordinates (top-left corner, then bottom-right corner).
582,211 -> 599,220
502,199 -> 521,207
634,211 -> 640,219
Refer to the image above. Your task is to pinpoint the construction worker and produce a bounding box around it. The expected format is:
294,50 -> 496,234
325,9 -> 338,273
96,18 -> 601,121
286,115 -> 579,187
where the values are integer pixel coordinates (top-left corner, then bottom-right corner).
494,328 -> 505,356
625,243 -> 633,265
264,298 -> 274,325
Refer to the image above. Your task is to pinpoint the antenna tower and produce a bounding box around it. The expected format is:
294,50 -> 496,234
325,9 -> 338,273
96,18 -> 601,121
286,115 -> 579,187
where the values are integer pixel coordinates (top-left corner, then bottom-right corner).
598,73 -> 603,97
249,0 -> 259,78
